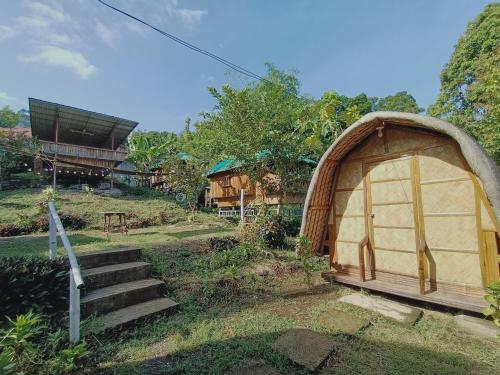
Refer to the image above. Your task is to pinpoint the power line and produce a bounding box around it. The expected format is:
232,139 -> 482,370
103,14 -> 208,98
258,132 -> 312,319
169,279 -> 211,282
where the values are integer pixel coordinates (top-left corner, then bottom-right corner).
96,0 -> 269,83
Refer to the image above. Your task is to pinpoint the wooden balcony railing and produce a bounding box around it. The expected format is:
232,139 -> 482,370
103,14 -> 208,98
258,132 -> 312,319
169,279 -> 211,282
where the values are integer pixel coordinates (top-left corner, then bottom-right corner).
40,141 -> 127,162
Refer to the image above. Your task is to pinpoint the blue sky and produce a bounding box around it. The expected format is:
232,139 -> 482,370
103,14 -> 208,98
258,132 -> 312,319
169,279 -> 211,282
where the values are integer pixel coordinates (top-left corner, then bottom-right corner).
0,0 -> 494,133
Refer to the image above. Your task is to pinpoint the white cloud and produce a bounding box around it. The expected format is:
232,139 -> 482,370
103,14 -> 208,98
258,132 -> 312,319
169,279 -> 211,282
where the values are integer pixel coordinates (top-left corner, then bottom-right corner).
27,1 -> 65,23
0,91 -> 16,102
0,25 -> 17,41
94,19 -> 115,47
165,0 -> 208,27
15,15 -> 50,30
21,46 -> 96,79
125,21 -> 148,37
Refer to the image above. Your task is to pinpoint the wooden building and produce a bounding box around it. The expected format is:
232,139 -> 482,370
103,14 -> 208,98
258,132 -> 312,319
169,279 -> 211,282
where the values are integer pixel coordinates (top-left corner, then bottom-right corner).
207,157 -> 316,211
29,98 -> 138,182
301,112 -> 500,312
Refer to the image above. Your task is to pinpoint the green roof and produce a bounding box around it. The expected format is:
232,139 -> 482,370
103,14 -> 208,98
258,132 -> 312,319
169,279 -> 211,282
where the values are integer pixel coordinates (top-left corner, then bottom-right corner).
207,151 -> 317,177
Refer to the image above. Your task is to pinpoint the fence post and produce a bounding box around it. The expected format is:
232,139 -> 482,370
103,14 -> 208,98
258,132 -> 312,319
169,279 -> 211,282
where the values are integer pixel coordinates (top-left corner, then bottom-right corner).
240,189 -> 244,222
49,213 -> 57,260
69,270 -> 80,344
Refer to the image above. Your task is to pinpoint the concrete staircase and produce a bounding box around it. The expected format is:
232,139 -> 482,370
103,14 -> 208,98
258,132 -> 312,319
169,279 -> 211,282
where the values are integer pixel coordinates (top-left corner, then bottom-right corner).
78,247 -> 178,334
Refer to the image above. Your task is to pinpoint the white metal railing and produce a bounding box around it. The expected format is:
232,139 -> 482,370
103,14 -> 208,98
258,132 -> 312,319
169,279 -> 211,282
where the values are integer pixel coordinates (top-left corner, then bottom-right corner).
218,206 -> 303,219
48,201 -> 84,344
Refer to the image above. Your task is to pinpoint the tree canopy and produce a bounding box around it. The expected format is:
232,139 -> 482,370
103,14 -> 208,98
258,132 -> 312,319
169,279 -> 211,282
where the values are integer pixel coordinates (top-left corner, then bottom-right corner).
429,3 -> 500,162
0,106 -> 20,128
374,91 -> 423,113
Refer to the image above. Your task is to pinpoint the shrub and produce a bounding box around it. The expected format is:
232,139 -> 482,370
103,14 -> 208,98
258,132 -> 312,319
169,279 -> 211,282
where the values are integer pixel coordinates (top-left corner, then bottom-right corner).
260,215 -> 287,248
0,311 -> 89,374
0,213 -> 87,237
483,282 -> 500,335
208,236 -> 239,252
0,257 -> 68,319
129,217 -> 157,229
0,224 -> 26,237
206,242 -> 260,271
237,222 -> 260,245
283,217 -> 302,236
295,235 -> 315,288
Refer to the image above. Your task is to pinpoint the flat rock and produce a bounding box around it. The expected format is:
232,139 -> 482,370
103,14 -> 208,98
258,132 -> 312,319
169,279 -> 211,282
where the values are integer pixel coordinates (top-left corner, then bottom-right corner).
317,309 -> 370,335
272,328 -> 334,371
338,293 -> 422,326
454,314 -> 499,340
225,360 -> 280,375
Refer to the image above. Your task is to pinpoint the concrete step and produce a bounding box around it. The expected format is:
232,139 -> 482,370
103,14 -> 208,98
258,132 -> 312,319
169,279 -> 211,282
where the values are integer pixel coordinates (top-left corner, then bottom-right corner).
83,298 -> 179,335
81,261 -> 151,291
81,278 -> 164,317
77,247 -> 141,269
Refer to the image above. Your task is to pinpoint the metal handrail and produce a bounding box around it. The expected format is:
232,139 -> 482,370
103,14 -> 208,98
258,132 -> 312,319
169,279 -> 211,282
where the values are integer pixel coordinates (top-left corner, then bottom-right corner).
48,201 -> 84,344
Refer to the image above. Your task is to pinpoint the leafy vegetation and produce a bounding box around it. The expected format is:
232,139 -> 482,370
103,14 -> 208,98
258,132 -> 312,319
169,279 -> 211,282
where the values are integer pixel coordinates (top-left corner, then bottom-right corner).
0,311 -> 88,374
0,256 -> 68,319
429,3 -> 500,162
483,282 -> 500,333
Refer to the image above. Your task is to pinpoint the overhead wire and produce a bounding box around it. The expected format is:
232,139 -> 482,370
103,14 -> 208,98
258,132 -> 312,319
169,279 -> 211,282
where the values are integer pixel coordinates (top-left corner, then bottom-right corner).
96,0 -> 270,83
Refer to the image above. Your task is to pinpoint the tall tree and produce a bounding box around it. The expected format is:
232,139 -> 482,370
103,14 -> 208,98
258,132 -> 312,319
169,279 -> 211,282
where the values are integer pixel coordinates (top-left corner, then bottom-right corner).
375,91 -> 423,113
126,131 -> 178,173
428,4 -> 500,162
296,91 -> 374,156
194,64 -> 313,205
0,106 -> 20,128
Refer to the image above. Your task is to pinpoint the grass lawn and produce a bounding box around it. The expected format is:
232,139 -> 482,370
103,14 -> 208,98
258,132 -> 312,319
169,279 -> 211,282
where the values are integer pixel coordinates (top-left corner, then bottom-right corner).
80,239 -> 499,375
0,186 -> 233,257
1,188 -> 498,374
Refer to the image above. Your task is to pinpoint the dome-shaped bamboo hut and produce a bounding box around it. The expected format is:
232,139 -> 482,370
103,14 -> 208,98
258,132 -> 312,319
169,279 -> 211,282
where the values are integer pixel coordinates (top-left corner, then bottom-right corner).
301,112 -> 500,312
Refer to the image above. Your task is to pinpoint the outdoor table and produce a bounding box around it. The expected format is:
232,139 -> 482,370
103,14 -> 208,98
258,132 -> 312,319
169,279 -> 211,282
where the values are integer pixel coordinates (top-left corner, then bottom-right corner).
101,211 -> 128,234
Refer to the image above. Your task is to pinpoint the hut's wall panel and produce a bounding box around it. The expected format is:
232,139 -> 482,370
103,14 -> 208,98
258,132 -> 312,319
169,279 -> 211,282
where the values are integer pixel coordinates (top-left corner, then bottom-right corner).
333,161 -> 365,267
386,128 -> 441,153
374,227 -> 416,252
370,180 -> 413,205
419,144 -> 469,181
372,204 -> 414,227
375,250 -> 417,276
418,142 -> 482,288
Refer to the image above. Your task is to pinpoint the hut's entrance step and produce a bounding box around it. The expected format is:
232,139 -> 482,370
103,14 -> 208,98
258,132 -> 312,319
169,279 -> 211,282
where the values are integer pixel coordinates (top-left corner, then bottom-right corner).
78,247 -> 178,334
323,272 -> 486,313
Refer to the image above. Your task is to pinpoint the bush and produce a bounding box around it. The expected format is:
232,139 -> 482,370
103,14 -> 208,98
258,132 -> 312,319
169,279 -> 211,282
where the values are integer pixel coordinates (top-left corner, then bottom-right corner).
208,236 -> 239,252
283,217 -> 302,236
0,224 -> 27,237
260,216 -> 287,249
129,217 -> 157,229
206,242 -> 260,271
0,257 -> 68,319
0,213 -> 87,237
237,222 -> 261,245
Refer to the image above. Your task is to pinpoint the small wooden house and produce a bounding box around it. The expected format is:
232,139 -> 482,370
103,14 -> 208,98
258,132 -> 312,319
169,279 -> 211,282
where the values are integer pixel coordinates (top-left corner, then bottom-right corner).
301,112 -> 499,312
207,157 -> 316,212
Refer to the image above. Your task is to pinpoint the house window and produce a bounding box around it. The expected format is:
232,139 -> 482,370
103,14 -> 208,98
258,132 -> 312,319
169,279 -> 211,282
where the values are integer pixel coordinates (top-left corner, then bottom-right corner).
223,176 -> 231,187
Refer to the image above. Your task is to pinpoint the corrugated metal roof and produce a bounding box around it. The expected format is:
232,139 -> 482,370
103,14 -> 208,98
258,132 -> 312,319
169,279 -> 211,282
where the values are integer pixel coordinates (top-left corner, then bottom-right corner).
29,98 -> 138,150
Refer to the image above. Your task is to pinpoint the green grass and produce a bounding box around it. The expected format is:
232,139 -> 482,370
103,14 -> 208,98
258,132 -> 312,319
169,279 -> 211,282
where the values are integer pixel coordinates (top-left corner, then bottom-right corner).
80,242 -> 499,375
0,187 -> 227,229
0,186 -> 234,257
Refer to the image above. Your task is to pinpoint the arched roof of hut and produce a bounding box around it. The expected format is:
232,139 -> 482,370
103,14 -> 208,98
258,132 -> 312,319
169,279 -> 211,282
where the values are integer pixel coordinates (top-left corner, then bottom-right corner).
300,111 -> 500,253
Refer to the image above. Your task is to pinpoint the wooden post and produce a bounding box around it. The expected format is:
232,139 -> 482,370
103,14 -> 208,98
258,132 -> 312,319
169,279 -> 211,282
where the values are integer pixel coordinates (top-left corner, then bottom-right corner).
69,270 -> 80,344
240,189 -> 245,222
52,162 -> 57,190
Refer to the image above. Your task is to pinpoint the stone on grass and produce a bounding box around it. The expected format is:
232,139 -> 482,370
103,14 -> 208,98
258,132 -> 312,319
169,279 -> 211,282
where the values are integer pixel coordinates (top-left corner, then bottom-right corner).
317,309 -> 370,335
454,314 -> 499,340
253,265 -> 271,277
272,328 -> 334,371
338,293 -> 422,326
224,360 -> 280,375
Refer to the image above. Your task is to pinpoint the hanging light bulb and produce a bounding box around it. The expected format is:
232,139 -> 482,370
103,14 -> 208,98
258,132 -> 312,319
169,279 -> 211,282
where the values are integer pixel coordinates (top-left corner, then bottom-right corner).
43,168 -> 48,172
58,170 -> 62,173
73,171 -> 77,174
28,168 -> 32,172
23,163 -> 28,167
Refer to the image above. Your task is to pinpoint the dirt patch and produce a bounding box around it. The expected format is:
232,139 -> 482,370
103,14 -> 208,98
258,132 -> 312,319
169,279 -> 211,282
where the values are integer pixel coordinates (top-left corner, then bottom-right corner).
225,359 -> 281,375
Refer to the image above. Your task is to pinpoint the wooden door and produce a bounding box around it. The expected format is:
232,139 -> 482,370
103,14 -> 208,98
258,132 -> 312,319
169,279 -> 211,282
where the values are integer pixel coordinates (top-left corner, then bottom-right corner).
364,155 -> 421,278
